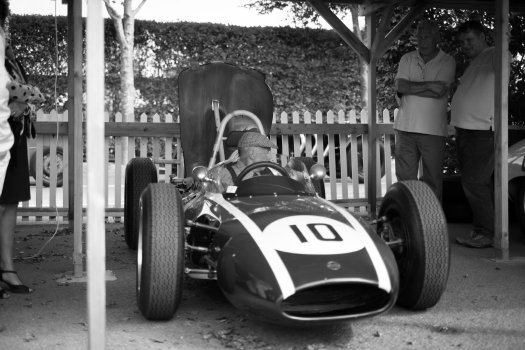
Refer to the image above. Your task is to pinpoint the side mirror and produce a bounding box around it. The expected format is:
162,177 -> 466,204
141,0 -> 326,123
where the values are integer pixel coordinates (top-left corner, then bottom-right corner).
309,164 -> 326,180
192,166 -> 209,182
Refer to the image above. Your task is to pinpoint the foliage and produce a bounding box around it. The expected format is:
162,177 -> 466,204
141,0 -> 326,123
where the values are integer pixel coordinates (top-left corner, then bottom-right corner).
245,0 -> 352,28
7,13 -> 525,125
9,15 -> 365,117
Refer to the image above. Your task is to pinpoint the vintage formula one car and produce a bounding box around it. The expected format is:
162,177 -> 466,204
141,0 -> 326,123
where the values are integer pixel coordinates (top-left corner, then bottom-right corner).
123,62 -> 450,325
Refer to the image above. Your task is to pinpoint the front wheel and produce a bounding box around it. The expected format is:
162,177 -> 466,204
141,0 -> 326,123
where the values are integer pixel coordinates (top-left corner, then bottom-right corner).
378,180 -> 450,310
137,183 -> 185,320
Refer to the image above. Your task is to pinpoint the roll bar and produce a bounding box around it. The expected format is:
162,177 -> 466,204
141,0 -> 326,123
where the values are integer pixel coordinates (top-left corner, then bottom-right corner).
207,109 -> 266,169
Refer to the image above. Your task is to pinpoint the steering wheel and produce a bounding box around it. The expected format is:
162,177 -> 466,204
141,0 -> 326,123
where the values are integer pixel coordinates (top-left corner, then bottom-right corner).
235,161 -> 289,184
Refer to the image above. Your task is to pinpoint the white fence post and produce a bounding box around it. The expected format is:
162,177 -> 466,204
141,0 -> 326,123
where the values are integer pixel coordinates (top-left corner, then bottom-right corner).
338,110 -> 349,199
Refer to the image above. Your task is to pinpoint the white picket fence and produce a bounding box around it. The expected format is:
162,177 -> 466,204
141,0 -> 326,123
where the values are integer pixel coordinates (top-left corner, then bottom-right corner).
271,109 -> 396,209
19,108 -> 397,221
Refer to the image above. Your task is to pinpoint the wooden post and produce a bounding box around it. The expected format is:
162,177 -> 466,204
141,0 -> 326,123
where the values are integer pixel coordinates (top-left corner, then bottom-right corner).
494,0 -> 510,259
87,0 -> 106,348
366,13 -> 377,217
67,0 -> 84,279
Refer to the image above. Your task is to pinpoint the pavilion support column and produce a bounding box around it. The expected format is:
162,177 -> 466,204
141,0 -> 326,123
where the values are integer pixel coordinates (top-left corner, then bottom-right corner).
366,13 -> 377,217
494,0 -> 510,259
86,0 -> 106,348
67,0 -> 84,278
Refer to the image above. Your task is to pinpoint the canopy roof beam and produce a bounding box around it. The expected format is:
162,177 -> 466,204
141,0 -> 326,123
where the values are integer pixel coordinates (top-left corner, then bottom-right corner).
376,4 -> 425,58
306,0 -> 370,62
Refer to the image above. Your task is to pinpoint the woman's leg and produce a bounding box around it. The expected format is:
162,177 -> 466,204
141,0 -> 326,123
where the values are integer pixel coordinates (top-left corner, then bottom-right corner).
0,203 -> 25,285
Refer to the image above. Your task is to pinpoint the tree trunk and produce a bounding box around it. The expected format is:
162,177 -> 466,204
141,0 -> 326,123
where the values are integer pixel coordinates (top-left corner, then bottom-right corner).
104,0 -> 146,162
120,43 -> 135,123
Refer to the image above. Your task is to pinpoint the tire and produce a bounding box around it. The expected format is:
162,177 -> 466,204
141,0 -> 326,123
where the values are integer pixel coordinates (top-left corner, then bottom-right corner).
294,156 -> 326,199
29,146 -> 64,187
124,158 -> 157,250
137,183 -> 185,320
514,181 -> 525,238
378,180 -> 450,310
345,139 -> 385,183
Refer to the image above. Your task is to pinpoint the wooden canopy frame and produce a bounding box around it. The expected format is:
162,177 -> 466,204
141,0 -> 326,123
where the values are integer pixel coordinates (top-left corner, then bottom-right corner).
62,0 -> 522,348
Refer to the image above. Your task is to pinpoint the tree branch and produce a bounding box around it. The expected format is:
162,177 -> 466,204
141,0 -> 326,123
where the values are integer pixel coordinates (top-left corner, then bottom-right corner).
132,0 -> 148,18
103,0 -> 126,47
102,0 -> 123,21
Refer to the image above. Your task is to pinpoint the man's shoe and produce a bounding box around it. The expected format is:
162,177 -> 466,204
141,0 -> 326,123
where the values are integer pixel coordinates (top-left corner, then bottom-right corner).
456,233 -> 493,248
456,230 -> 476,243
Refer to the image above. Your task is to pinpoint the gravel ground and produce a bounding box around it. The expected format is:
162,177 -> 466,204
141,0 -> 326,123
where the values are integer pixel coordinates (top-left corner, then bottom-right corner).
0,222 -> 524,350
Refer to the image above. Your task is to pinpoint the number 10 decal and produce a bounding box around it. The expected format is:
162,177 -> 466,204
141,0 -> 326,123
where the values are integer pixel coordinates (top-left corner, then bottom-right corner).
290,223 -> 343,243
263,216 -> 363,255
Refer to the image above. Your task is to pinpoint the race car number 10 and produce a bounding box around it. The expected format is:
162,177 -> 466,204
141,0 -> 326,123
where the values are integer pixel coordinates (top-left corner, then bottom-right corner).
263,215 -> 366,255
290,224 -> 342,243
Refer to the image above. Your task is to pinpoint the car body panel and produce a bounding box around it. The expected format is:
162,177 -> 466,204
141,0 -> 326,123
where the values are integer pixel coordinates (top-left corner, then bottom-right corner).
508,138 -> 525,182
183,175 -> 398,325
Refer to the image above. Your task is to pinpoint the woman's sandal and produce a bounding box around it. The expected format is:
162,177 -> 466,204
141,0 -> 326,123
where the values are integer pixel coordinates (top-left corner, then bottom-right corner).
0,270 -> 34,294
0,287 -> 9,299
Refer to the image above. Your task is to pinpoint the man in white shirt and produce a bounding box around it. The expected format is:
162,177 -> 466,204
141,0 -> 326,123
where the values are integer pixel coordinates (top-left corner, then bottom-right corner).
394,19 -> 456,202
451,20 -> 497,248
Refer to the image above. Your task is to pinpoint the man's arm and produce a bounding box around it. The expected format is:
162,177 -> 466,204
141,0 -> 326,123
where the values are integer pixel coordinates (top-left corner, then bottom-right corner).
396,78 -> 449,98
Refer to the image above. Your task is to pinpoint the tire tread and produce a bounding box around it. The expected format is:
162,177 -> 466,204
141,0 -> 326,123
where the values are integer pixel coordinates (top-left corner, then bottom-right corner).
138,183 -> 184,320
124,158 -> 157,249
381,180 -> 450,310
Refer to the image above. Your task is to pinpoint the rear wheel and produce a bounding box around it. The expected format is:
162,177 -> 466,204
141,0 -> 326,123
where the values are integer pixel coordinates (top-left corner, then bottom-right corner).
124,158 -> 157,249
137,183 -> 185,320
515,181 -> 525,238
378,180 -> 450,310
346,138 -> 385,183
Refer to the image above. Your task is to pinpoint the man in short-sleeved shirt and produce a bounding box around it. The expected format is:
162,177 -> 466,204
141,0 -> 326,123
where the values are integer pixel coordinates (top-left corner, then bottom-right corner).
394,19 -> 456,201
451,47 -> 495,130
452,21 -> 499,249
